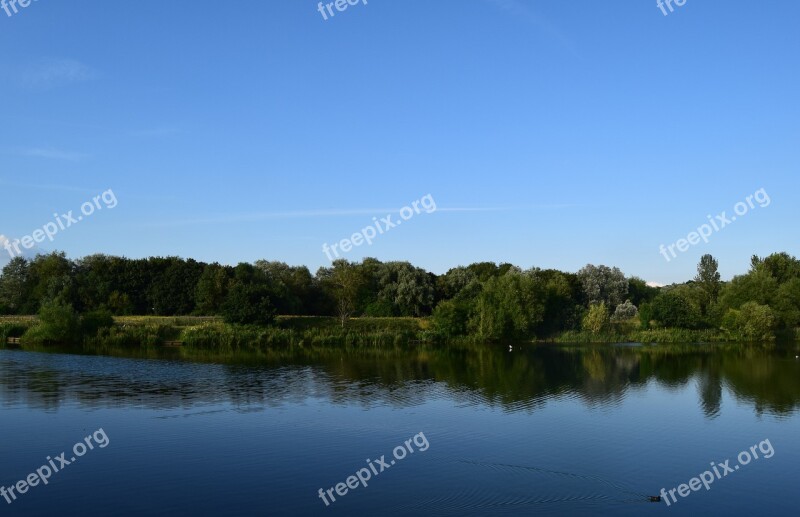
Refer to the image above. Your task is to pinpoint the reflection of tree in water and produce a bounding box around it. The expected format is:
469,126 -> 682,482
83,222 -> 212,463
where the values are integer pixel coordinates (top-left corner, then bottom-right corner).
697,369 -> 723,419
0,342 -> 798,417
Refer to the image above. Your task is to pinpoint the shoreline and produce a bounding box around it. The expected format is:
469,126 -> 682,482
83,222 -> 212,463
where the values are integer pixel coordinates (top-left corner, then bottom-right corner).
2,316 -> 795,352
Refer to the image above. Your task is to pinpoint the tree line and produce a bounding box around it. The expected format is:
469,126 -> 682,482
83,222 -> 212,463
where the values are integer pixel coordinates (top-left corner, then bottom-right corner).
1,252 -> 798,340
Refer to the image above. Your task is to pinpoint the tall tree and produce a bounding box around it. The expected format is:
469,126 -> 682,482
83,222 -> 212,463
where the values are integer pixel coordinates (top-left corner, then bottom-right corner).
577,264 -> 628,307
469,270 -> 546,341
695,254 -> 721,316
195,263 -> 231,314
0,257 -> 33,314
375,262 -> 435,317
318,260 -> 365,327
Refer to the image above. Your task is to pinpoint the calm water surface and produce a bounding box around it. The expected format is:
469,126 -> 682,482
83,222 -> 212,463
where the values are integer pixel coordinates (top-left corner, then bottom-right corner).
1,343 -> 798,516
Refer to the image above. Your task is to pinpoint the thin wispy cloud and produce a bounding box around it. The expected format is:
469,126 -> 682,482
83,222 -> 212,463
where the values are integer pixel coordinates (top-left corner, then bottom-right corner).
0,179 -> 95,193
9,59 -> 97,89
130,127 -> 182,138
485,0 -> 579,57
14,147 -> 90,161
142,204 -> 581,228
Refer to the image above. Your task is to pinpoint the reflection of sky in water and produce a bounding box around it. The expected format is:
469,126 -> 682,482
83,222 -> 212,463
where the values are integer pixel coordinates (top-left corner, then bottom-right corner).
0,346 -> 798,516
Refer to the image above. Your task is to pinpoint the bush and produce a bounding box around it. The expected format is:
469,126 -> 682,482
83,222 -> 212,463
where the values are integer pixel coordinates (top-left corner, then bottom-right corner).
431,300 -> 469,337
612,300 -> 638,321
639,302 -> 653,330
80,309 -> 115,337
721,302 -> 775,340
582,302 -> 610,334
24,300 -> 80,344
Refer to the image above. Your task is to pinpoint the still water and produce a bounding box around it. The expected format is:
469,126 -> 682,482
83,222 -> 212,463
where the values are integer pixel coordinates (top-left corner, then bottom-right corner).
1,343 -> 798,516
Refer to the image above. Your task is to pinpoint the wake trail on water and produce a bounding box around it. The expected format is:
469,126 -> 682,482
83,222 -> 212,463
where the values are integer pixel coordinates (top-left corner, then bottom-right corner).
458,459 -> 653,502
396,459 -> 654,515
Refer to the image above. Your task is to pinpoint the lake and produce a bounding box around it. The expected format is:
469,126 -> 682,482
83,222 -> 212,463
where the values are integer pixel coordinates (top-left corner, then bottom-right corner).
0,343 -> 798,516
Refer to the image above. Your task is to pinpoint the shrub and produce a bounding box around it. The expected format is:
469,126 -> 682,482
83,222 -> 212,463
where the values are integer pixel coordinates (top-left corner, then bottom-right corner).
721,302 -> 775,340
80,309 -> 115,337
612,300 -> 638,321
582,302 -> 610,334
24,300 -> 80,344
638,302 -> 653,330
431,300 -> 469,337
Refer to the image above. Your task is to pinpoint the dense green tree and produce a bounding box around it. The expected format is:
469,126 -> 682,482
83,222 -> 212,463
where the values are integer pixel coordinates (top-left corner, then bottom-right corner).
75,254 -> 121,311
28,253 -> 75,308
437,266 -> 476,300
107,291 -> 134,315
149,258 -> 204,315
532,269 -> 583,336
718,268 -> 778,311
0,257 -> 33,314
469,271 -> 545,341
466,262 -> 514,282
627,277 -> 659,307
375,262 -> 434,317
695,254 -> 721,316
773,278 -> 800,328
221,282 -> 275,325
254,261 -> 317,315
651,290 -> 703,329
577,264 -> 628,307
757,252 -> 800,283
195,263 -> 232,315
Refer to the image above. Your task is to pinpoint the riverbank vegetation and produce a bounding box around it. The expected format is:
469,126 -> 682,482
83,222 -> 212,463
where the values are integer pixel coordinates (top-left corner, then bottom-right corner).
1,251 -> 799,347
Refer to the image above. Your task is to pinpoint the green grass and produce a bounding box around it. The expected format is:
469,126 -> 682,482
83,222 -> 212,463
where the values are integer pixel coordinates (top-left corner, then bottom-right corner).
548,328 -> 738,344
2,314 -> 789,351
0,316 -> 37,324
113,316 -> 222,327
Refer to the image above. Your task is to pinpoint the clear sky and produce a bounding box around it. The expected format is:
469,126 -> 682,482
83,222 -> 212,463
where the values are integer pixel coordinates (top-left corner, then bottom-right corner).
0,0 -> 797,285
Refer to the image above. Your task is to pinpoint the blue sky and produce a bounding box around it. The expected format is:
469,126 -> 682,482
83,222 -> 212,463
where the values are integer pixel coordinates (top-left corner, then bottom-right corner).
0,0 -> 797,284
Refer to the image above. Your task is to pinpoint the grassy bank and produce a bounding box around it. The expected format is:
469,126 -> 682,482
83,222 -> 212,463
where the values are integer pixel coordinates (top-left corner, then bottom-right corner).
0,315 -> 427,351
1,315 -> 793,352
546,328 -> 735,344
